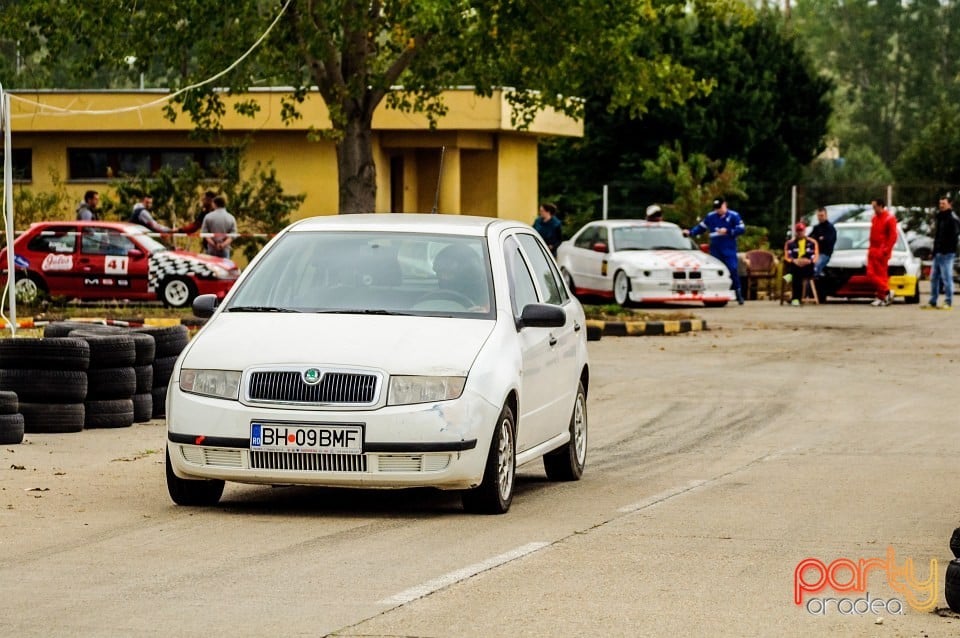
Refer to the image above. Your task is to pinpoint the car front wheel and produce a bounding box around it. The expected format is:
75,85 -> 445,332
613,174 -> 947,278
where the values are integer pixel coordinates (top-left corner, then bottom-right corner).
14,272 -> 46,303
462,405 -> 515,514
160,276 -> 198,308
166,448 -> 225,506
613,270 -> 633,307
544,381 -> 587,481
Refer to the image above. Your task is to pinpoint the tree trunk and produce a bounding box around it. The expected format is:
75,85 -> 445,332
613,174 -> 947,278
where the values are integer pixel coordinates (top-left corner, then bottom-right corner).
337,113 -> 378,214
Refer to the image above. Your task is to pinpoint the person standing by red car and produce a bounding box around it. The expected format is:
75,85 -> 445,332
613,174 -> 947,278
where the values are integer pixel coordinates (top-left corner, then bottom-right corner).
867,198 -> 898,306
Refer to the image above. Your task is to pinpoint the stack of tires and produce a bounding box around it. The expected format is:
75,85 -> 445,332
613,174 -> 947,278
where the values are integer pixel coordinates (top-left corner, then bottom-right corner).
946,528 -> 960,612
133,325 -> 189,419
0,390 -> 24,444
68,331 -> 137,429
0,337 -> 90,433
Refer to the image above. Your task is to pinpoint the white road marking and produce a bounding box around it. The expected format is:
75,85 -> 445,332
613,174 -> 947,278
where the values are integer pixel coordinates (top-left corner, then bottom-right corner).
617,479 -> 708,513
378,541 -> 550,606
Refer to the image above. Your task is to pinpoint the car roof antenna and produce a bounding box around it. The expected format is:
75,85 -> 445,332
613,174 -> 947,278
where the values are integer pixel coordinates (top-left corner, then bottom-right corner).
431,146 -> 445,214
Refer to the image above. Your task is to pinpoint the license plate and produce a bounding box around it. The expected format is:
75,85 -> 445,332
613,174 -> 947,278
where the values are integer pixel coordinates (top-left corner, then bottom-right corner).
673,281 -> 704,292
250,423 -> 363,454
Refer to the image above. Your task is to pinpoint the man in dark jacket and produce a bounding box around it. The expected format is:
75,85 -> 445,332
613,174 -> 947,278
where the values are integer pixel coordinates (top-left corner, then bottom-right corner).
533,202 -> 563,256
809,206 -> 836,278
925,194 -> 960,309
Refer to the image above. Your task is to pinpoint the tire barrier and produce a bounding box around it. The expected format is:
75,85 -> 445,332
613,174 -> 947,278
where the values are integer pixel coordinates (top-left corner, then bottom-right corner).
68,331 -> 137,429
0,338 -> 90,433
946,557 -> 960,613
133,325 -> 189,418
0,390 -> 23,444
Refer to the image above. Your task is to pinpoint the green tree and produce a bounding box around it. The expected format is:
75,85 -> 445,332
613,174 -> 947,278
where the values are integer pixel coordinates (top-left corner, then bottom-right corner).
540,8 -> 832,232
1,0 -> 747,214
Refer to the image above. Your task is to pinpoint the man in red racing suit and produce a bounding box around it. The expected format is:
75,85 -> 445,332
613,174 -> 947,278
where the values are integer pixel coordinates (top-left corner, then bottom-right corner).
867,198 -> 898,306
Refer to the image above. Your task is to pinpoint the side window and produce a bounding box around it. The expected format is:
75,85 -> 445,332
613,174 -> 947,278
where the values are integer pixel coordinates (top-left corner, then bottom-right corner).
596,226 -> 609,247
82,228 -> 135,256
574,226 -> 597,249
503,236 -> 539,316
516,233 -> 564,305
26,227 -> 77,253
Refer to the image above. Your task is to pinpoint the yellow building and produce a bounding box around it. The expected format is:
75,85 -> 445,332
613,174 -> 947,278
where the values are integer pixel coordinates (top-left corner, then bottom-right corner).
5,88 -> 583,223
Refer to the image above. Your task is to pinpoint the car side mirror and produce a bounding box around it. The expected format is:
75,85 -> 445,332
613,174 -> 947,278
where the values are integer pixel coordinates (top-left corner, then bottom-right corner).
592,242 -> 608,253
192,293 -> 220,318
128,249 -> 145,259
518,303 -> 566,329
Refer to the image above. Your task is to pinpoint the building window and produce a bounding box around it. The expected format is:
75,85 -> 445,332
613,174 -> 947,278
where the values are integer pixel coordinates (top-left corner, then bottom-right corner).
67,148 -> 235,180
0,149 -> 33,181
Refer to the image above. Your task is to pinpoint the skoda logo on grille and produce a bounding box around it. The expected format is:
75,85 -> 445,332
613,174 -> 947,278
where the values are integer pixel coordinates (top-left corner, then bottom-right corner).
302,368 -> 323,385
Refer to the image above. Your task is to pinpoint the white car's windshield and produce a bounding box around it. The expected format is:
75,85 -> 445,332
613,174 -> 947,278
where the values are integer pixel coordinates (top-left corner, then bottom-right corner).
125,227 -> 169,253
225,231 -> 495,318
612,226 -> 691,251
834,226 -> 908,252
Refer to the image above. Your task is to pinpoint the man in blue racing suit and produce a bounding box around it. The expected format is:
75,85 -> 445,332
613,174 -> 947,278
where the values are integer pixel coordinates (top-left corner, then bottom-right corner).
686,198 -> 746,304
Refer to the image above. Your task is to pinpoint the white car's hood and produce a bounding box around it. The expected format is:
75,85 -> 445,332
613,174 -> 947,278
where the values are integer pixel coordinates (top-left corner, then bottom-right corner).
183,314 -> 495,376
829,249 -> 912,268
614,249 -> 725,271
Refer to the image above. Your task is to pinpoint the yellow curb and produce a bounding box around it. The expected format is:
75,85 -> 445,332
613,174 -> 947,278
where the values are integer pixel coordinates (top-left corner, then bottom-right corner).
586,319 -> 606,330
624,322 -> 648,335
144,317 -> 182,327
663,320 -> 681,334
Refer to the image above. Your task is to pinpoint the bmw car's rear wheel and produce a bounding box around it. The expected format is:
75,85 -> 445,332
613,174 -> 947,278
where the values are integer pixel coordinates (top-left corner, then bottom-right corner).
613,270 -> 633,307
544,381 -> 587,481
166,448 -> 225,506
906,280 -> 920,304
160,276 -> 198,308
462,405 -> 515,514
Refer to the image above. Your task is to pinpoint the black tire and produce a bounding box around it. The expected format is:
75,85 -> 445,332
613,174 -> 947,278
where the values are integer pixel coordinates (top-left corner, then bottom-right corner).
0,368 -> 87,403
19,402 -> 84,434
152,355 -> 178,388
133,325 -> 189,358
68,331 -> 137,368
946,559 -> 960,613
950,527 -> 960,559
703,300 -> 729,308
129,332 -> 156,366
133,393 -> 153,423
86,367 -> 137,400
613,270 -> 634,307
462,404 -> 516,514
152,385 -> 168,418
84,398 -> 135,429
43,322 -> 122,338
0,337 -> 91,371
134,364 -> 154,393
166,447 -> 224,506
159,276 -> 198,309
543,381 -> 587,481
0,390 -> 18,414
0,412 -> 24,444
906,280 -> 921,304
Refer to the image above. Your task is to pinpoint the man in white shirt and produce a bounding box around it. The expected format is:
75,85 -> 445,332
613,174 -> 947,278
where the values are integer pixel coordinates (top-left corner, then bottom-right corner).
200,195 -> 238,258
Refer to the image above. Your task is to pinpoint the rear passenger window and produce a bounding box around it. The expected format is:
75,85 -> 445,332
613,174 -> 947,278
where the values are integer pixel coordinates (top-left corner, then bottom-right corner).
516,233 -> 565,305
503,236 -> 539,316
27,227 -> 77,253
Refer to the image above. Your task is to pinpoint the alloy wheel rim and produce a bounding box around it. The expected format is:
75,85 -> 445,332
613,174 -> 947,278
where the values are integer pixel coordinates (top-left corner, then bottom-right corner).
496,418 -> 514,500
615,273 -> 628,304
573,394 -> 587,464
166,281 -> 190,305
15,278 -> 38,302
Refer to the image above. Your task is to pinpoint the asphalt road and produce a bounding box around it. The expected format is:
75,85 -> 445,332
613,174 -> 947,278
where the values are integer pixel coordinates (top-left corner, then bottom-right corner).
2,295 -> 959,637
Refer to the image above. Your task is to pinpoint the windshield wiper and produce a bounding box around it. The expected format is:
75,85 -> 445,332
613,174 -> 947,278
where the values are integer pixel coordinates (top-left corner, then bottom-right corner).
227,306 -> 301,313
650,245 -> 687,250
312,309 -> 415,316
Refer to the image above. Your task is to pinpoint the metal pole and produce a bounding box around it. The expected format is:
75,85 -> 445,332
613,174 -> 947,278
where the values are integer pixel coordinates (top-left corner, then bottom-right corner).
887,183 -> 893,207
2,89 -> 16,335
602,184 -> 608,220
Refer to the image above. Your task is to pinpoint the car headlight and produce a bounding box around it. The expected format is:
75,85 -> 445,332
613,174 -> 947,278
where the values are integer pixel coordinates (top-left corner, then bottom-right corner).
180,369 -> 242,400
388,375 -> 466,405
209,264 -> 229,278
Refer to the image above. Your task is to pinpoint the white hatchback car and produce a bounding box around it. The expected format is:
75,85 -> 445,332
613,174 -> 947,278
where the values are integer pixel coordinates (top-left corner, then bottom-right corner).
556,219 -> 733,306
166,214 -> 590,514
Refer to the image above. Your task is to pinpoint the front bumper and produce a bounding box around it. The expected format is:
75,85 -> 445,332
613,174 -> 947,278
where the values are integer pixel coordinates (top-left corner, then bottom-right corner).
166,385 -> 497,490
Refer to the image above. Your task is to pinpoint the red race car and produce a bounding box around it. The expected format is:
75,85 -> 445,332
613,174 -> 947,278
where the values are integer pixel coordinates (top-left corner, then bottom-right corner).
0,221 -> 240,308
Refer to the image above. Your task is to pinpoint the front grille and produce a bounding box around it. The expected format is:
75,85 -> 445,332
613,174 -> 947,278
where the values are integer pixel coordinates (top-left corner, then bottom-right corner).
672,271 -> 702,279
248,370 -> 378,404
688,271 -> 702,279
250,451 -> 367,472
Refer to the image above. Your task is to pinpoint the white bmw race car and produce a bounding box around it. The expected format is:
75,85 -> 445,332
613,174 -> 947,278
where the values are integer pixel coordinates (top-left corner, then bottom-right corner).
556,220 -> 734,307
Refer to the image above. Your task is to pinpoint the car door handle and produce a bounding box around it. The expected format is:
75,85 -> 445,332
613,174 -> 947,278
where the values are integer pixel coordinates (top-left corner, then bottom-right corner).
574,321 -> 582,332
549,335 -> 558,346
